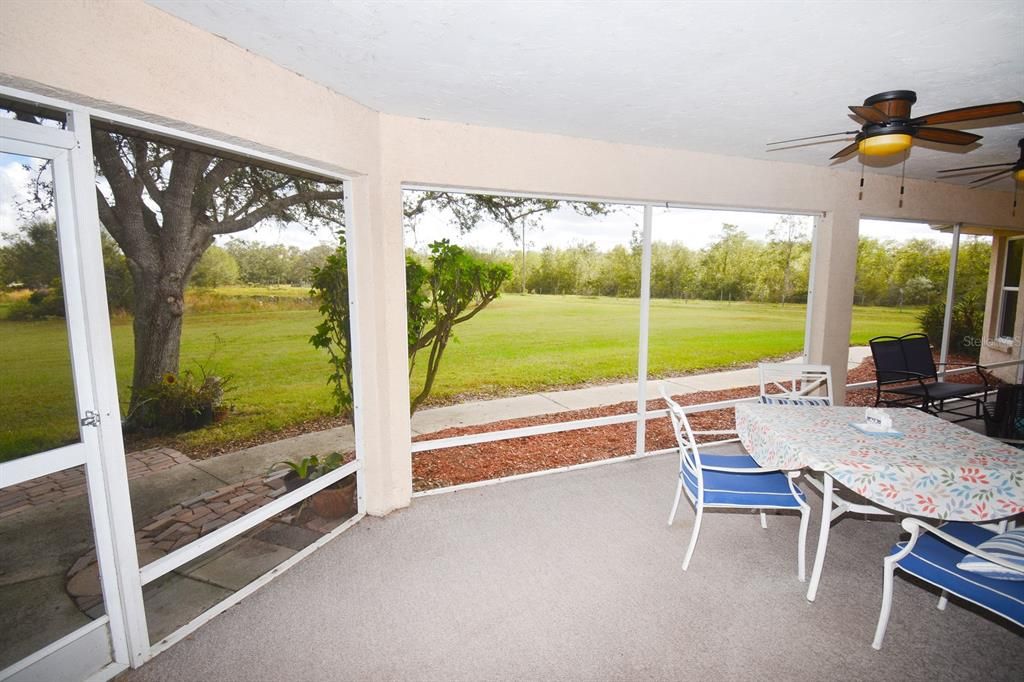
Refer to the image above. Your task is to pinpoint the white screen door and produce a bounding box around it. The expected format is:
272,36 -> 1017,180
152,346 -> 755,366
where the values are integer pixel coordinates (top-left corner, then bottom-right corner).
0,114 -> 139,681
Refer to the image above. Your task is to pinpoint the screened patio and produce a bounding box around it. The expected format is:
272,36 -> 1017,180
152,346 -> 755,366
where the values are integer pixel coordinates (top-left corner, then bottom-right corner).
1,1 -> 1023,681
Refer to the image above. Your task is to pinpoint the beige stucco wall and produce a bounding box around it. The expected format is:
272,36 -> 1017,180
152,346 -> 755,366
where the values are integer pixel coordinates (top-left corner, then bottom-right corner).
3,0 -> 1022,514
0,0 -> 380,174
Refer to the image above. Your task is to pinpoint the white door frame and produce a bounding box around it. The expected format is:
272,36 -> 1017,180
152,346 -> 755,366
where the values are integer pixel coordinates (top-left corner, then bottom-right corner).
0,117 -> 144,679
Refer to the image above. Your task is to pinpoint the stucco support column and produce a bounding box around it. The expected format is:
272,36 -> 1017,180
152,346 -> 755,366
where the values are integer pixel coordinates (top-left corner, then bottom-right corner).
806,209 -> 860,404
348,175 -> 413,515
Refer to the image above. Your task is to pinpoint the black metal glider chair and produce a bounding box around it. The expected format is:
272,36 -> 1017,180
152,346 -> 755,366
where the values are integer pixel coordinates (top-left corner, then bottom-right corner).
869,333 -> 991,421
983,383 -> 1024,445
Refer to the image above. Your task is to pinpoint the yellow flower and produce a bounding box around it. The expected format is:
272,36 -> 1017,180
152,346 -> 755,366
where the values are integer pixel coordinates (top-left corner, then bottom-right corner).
163,373 -> 177,385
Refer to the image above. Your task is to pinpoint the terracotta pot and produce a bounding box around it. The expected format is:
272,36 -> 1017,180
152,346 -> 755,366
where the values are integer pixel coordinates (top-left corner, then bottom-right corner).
311,479 -> 357,519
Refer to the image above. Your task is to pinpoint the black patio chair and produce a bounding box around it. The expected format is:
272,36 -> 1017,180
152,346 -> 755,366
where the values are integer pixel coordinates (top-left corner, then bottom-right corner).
983,383 -> 1024,445
869,333 -> 991,422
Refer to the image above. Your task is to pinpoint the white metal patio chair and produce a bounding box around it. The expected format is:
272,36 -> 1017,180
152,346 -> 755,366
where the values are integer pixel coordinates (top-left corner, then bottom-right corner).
661,384 -> 810,580
872,518 -> 1024,649
757,362 -> 833,405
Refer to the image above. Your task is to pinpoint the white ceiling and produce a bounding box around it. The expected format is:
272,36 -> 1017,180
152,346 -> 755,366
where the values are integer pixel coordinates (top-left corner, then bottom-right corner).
149,0 -> 1024,186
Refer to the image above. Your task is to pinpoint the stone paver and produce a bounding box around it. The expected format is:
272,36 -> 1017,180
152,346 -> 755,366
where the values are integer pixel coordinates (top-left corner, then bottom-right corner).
183,537 -> 297,591
0,446 -> 190,519
64,472 -> 357,616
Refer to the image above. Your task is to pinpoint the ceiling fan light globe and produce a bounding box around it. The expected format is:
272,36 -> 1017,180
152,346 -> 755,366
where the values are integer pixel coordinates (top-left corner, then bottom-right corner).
1015,169 -> 1024,183
858,133 -> 913,157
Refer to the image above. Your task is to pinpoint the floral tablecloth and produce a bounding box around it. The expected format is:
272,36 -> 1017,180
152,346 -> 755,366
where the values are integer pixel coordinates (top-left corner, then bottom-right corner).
735,404 -> 1024,521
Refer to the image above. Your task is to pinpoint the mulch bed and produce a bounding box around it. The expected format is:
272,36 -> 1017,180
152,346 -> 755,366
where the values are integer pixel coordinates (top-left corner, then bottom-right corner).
124,353 -> 989,491
411,355 -> 991,491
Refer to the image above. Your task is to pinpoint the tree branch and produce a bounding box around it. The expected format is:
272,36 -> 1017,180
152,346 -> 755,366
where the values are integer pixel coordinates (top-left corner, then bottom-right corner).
213,189 -> 343,236
94,188 -> 124,241
193,158 -> 242,219
92,131 -> 144,212
131,137 -> 163,202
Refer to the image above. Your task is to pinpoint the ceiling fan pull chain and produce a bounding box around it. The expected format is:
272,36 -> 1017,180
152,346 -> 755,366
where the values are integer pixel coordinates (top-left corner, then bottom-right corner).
1014,183 -> 1018,217
859,159 -> 865,201
898,150 -> 908,208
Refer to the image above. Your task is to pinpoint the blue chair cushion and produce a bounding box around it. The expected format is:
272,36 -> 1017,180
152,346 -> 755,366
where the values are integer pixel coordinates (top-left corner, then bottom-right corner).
892,522 -> 1024,626
758,395 -> 831,406
681,453 -> 806,508
957,528 -> 1024,581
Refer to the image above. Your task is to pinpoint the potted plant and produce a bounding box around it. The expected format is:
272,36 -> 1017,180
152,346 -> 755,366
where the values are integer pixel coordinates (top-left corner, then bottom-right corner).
268,452 -> 356,519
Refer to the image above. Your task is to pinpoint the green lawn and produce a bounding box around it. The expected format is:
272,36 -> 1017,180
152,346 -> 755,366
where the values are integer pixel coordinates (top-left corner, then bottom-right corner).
1,292 -> 922,458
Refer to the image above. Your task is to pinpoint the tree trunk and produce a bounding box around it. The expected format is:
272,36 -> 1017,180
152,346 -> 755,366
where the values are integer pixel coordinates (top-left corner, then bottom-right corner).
129,269 -> 186,405
125,217 -> 208,412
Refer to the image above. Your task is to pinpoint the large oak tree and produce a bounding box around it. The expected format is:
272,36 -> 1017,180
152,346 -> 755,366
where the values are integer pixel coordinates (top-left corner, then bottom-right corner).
90,128 -> 343,409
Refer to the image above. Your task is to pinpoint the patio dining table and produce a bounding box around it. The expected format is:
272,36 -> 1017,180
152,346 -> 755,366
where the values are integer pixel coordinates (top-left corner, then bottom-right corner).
735,403 -> 1024,602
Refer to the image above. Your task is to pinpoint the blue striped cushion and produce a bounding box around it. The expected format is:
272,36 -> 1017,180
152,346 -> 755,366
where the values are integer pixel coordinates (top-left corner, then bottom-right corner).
957,528 -> 1024,581
758,395 -> 830,407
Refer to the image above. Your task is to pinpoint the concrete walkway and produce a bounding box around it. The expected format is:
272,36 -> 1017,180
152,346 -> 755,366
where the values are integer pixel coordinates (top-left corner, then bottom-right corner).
410,347 -> 872,434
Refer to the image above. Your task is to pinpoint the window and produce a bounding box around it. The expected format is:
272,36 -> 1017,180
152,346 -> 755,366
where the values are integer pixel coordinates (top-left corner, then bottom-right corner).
998,238 -> 1023,340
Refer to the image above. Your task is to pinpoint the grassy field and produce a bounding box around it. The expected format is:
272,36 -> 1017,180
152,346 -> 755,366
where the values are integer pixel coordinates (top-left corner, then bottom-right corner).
1,289 -> 922,458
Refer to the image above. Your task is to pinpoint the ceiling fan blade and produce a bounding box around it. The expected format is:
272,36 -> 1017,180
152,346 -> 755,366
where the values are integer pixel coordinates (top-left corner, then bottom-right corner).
911,100 -> 1024,126
937,162 -> 1015,173
848,105 -> 890,124
766,130 -> 858,145
829,140 -> 861,160
969,168 -> 1015,185
914,127 -> 982,145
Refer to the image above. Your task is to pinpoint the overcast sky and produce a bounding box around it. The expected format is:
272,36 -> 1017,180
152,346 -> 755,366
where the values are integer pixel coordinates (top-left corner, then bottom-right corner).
403,193 -> 951,253
0,155 -> 50,236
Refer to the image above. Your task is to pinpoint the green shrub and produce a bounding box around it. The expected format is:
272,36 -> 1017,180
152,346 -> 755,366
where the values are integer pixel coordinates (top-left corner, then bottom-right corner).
5,279 -> 65,320
127,368 -> 232,433
918,292 -> 984,360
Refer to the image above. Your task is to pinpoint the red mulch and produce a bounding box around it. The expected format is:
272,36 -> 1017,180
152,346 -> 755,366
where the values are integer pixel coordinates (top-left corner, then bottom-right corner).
411,354 -> 991,491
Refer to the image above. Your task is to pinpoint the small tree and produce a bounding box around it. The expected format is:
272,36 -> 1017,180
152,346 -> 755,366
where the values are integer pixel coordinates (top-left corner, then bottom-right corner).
311,239 -> 510,416
309,244 -> 353,415
407,241 -> 511,412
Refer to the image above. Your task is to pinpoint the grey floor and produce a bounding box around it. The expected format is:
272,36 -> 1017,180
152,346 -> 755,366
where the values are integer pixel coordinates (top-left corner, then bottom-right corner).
124,452 -> 1023,681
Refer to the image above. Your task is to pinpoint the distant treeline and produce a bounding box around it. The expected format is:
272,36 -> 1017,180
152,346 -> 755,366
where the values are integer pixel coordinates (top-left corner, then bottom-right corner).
454,223 -> 991,307
2,220 -> 992,314
207,223 -> 991,308
189,240 -> 336,288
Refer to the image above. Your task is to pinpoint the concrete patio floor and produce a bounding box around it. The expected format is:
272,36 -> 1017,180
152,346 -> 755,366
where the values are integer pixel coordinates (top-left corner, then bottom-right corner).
122,451 -> 1023,682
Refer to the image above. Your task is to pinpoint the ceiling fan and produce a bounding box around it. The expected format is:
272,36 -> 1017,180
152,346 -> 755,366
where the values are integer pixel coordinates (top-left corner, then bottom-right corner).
937,137 -> 1024,186
768,90 -> 1024,160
